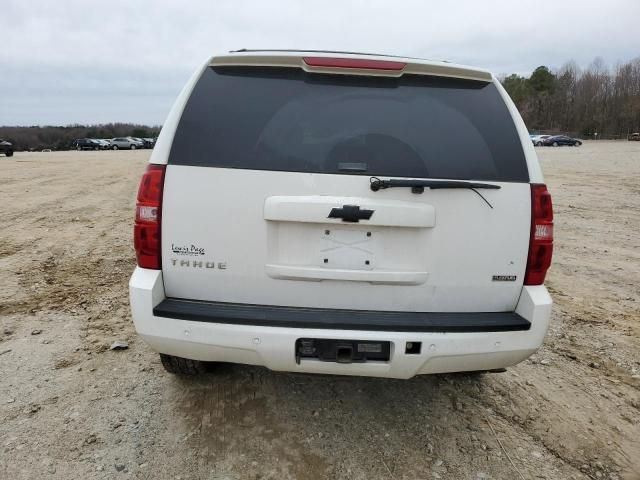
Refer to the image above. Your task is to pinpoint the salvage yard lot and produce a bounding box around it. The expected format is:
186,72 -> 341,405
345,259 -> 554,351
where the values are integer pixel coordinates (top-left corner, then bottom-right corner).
1,142 -> 639,479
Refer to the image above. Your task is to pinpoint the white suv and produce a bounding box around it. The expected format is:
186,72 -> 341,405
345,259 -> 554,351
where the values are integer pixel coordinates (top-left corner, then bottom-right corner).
129,50 -> 553,378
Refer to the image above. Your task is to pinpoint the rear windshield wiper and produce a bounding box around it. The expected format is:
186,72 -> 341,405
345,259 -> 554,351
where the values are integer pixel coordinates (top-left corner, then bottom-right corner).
369,177 -> 501,208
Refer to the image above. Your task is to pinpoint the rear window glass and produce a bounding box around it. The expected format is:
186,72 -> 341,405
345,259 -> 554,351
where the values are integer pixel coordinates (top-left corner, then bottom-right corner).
169,66 -> 528,182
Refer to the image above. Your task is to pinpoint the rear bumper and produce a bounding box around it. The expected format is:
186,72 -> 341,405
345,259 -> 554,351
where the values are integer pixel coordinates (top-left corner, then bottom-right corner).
153,298 -> 532,332
129,267 -> 552,379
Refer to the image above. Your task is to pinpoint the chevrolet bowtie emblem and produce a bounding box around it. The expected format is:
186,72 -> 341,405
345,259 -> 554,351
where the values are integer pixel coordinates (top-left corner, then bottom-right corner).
327,205 -> 374,223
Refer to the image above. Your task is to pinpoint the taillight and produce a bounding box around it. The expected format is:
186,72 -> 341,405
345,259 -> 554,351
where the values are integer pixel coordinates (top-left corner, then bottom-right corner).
524,184 -> 553,285
303,57 -> 406,71
134,164 -> 166,269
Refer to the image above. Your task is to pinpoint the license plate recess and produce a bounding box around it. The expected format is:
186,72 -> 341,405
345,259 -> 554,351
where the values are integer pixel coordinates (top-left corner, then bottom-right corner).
295,338 -> 391,364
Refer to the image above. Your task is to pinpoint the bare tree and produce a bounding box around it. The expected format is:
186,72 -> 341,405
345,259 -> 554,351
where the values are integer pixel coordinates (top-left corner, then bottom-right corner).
502,57 -> 640,137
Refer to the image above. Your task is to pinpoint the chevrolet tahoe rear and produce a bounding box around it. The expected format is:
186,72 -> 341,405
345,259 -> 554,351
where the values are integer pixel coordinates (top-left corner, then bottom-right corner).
129,50 -> 553,378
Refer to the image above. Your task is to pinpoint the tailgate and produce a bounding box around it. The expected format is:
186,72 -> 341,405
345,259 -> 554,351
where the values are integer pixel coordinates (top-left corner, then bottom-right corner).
161,167 -> 530,312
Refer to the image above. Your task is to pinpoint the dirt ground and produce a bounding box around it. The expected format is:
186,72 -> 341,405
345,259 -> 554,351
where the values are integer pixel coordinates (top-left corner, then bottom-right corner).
1,142 -> 638,480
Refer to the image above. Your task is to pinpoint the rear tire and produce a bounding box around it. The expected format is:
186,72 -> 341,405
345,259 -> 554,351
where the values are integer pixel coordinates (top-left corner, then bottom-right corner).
160,353 -> 205,375
6,150 -> 13,157
112,145 -> 118,150
553,142 -> 559,147
575,141 -> 582,146
131,144 -> 136,150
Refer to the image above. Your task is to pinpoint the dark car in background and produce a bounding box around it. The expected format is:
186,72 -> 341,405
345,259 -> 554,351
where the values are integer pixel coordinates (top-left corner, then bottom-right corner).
0,139 -> 14,157
142,138 -> 156,148
628,133 -> 640,141
541,135 -> 582,147
72,138 -> 102,150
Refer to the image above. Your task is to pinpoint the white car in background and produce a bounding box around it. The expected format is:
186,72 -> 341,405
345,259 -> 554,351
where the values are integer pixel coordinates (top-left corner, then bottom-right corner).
129,50 -> 553,378
110,137 -> 144,150
530,135 -> 551,146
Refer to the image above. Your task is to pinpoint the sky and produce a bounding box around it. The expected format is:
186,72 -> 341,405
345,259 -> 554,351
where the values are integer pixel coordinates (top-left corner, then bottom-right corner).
2,0 -> 639,126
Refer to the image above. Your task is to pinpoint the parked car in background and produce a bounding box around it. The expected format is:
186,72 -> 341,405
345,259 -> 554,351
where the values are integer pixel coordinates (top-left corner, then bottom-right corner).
530,135 -> 551,146
0,138 -> 14,157
541,135 -> 582,147
94,139 -> 112,149
129,137 -> 154,149
142,138 -> 156,148
130,50 -> 553,378
110,137 -> 144,150
628,133 -> 640,141
72,138 -> 102,151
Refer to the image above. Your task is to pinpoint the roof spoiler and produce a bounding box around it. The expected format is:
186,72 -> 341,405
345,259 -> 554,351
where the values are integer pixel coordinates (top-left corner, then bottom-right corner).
209,53 -> 493,82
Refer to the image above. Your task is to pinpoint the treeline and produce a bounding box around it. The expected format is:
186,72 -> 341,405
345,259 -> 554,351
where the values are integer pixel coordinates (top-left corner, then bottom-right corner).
502,57 -> 640,138
0,123 -> 161,151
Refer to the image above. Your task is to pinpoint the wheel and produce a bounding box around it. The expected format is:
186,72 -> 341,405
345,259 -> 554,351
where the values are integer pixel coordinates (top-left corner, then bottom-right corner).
160,353 -> 205,375
6,150 -> 13,157
77,146 -> 82,151
553,142 -> 558,147
535,141 -> 542,146
575,141 -> 582,146
112,145 -> 118,150
131,144 -> 136,150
